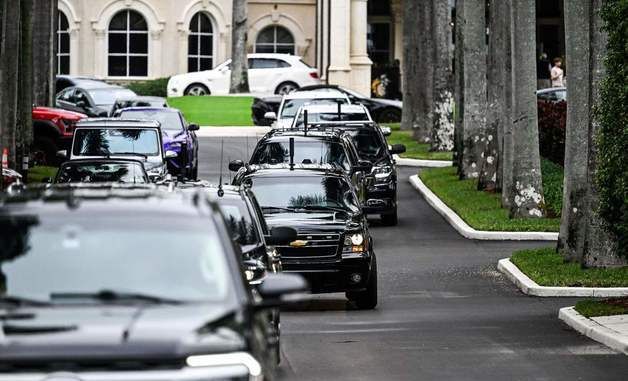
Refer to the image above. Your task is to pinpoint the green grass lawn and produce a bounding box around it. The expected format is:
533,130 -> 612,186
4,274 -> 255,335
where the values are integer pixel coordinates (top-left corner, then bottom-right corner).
167,96 -> 254,126
419,166 -> 561,232
28,166 -> 57,183
511,248 -> 628,287
386,130 -> 453,161
575,298 -> 628,318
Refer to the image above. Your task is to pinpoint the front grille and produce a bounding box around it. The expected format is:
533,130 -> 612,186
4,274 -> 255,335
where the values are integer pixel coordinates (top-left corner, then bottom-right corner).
277,232 -> 341,259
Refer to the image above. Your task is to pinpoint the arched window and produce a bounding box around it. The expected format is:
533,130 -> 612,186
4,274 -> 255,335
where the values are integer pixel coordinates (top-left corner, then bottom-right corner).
188,12 -> 214,72
108,10 -> 148,77
255,26 -> 295,54
56,11 -> 70,75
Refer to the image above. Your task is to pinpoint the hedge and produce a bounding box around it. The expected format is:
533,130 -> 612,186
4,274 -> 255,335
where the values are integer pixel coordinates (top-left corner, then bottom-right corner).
537,100 -> 566,166
126,77 -> 169,97
598,1 -> 628,258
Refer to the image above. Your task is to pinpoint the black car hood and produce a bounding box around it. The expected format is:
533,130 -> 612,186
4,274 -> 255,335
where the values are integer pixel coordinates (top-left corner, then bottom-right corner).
264,211 -> 362,232
0,303 -> 246,362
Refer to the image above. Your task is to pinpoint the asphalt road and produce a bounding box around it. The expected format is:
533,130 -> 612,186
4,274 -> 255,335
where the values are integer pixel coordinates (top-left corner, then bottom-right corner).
198,136 -> 628,381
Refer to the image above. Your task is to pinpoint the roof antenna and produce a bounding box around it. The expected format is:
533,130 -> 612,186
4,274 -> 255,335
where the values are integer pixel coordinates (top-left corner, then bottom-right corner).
218,139 -> 224,197
304,109 -> 308,136
337,100 -> 342,121
228,156 -> 232,183
289,137 -> 295,171
245,133 -> 250,163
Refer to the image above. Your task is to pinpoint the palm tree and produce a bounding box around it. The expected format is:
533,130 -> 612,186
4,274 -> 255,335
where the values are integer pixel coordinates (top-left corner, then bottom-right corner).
500,0 -> 514,208
229,0 -> 250,93
32,0 -> 55,107
0,0 -> 21,169
17,0 -> 34,178
453,0 -> 465,171
401,0 -> 421,132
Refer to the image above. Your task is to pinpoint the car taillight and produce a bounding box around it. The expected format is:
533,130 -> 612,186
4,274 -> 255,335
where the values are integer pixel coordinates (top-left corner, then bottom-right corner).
309,71 -> 319,79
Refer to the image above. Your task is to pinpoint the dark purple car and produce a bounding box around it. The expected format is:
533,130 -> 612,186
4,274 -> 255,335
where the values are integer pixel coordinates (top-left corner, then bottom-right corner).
117,107 -> 200,179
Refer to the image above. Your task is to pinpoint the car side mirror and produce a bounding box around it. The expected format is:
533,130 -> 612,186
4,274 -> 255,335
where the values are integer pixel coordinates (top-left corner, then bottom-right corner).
264,111 -> 277,121
56,150 -> 67,159
265,226 -> 297,246
188,124 -> 200,131
165,150 -> 178,159
76,100 -> 87,108
229,159 -> 244,172
354,159 -> 373,173
97,110 -> 109,117
380,126 -> 392,137
389,144 -> 406,155
256,273 -> 309,305
243,259 -> 267,286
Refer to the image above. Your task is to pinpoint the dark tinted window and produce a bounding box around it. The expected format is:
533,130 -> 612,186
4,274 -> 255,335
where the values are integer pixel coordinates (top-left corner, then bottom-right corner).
218,198 -> 260,246
73,128 -> 160,157
55,162 -> 148,184
251,139 -> 351,171
280,97 -> 348,118
294,111 -> 370,127
119,110 -> 183,131
343,129 -> 386,160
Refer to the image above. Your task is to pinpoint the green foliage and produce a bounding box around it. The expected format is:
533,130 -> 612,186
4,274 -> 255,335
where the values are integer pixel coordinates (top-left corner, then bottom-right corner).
127,78 -> 169,97
537,100 -> 566,166
167,96 -> 254,126
419,167 -> 560,232
575,298 -> 628,318
27,166 -> 57,184
541,158 -> 564,217
598,0 -> 628,257
386,129 -> 453,161
511,248 -> 628,287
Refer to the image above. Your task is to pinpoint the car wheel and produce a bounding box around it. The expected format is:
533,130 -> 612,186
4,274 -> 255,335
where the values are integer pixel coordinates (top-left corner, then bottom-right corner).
378,108 -> 402,123
275,82 -> 299,95
185,84 -> 210,96
31,135 -> 59,166
347,256 -> 378,310
381,209 -> 398,226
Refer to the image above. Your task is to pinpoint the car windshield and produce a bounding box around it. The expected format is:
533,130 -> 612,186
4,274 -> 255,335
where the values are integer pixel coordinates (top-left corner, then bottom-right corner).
88,89 -> 136,106
251,139 -> 351,171
342,129 -> 386,160
218,198 -> 260,247
249,176 -> 359,212
281,98 -> 348,118
294,111 -> 369,127
73,128 -> 160,157
0,213 -> 233,302
119,110 -> 183,131
55,162 -> 148,184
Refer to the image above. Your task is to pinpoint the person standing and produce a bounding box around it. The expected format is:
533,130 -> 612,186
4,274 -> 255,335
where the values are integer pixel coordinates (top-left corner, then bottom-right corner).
537,53 -> 551,89
551,57 -> 565,87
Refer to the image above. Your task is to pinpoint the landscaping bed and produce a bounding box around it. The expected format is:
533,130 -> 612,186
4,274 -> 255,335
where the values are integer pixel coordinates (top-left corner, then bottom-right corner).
575,298 -> 628,318
511,248 -> 628,288
167,96 -> 254,126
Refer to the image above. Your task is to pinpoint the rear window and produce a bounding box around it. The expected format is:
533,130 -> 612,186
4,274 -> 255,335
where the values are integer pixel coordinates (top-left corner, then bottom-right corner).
73,128 -> 160,157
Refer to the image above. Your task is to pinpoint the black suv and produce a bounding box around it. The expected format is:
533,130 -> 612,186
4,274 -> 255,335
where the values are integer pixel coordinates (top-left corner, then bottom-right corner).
0,186 -> 306,380
230,129 -> 372,203
232,164 -> 378,309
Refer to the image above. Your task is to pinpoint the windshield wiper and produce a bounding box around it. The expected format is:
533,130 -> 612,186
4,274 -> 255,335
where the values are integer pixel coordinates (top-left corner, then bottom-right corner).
50,290 -> 181,305
111,152 -> 148,159
0,295 -> 51,307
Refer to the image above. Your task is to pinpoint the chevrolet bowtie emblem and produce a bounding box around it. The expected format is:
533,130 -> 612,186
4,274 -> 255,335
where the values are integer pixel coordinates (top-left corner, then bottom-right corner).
289,240 -> 308,247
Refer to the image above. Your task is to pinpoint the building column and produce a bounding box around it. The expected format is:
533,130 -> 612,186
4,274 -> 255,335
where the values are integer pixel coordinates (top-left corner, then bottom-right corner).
349,0 -> 372,95
327,0 -> 352,88
391,0 -> 403,65
92,28 -> 106,77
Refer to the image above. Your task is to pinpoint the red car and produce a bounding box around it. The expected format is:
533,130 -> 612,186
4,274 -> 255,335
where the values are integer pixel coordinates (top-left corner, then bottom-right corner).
32,106 -> 86,165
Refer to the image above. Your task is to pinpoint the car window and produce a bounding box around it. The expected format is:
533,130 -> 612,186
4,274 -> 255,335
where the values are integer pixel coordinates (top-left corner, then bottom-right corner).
58,88 -> 75,102
119,110 -> 184,131
293,111 -> 370,127
343,129 -> 387,160
74,90 -> 89,105
0,215 -> 234,302
73,128 -> 161,157
55,162 -> 149,184
218,198 -> 261,247
281,98 -> 349,118
88,89 -> 136,106
249,58 -> 290,69
251,140 -> 351,171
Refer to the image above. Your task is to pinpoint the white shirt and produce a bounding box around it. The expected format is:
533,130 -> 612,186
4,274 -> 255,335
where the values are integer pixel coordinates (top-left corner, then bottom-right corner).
551,66 -> 564,87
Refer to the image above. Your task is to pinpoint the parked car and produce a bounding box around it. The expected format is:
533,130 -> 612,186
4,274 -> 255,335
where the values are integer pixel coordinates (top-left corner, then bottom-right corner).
290,103 -> 373,128
31,106 -> 86,165
110,96 -> 168,116
537,86 -> 566,102
262,90 -> 350,129
232,164 -> 378,309
55,84 -> 137,117
167,53 -> 321,97
66,119 -> 173,181
55,75 -> 107,95
116,107 -> 200,179
2,168 -> 22,187
0,186 -> 307,380
252,84 -> 402,126
53,158 -> 150,184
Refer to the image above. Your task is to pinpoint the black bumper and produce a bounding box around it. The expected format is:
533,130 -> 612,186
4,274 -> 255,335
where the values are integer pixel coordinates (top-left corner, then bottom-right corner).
363,182 -> 396,215
283,256 -> 374,293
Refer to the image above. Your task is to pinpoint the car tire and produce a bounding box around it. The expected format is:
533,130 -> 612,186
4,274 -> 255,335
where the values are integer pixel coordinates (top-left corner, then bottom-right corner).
184,83 -> 210,96
191,161 -> 198,180
378,108 -> 402,123
275,82 -> 299,95
31,135 -> 59,166
381,209 -> 398,226
347,256 -> 378,310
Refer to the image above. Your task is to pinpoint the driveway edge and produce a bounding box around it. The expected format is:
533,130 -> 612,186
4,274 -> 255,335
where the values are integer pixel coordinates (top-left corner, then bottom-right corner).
559,307 -> 628,355
409,175 -> 559,241
394,155 -> 452,168
497,258 -> 628,297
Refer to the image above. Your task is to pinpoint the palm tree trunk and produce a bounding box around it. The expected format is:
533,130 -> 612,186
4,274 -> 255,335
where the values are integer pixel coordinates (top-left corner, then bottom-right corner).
430,0 -> 454,152
401,0 -> 421,132
459,0 -> 487,179
16,0 -> 33,179
0,0 -> 20,168
229,0 -> 250,93
453,0 -> 465,172
413,0 -> 434,143
32,0 -> 54,106
508,0 -> 545,218
500,0 -> 514,207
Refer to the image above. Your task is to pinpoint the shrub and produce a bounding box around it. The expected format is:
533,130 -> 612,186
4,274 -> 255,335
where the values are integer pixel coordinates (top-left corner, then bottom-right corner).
537,100 -> 566,166
127,77 -> 169,97
541,158 -> 563,218
598,1 -> 628,258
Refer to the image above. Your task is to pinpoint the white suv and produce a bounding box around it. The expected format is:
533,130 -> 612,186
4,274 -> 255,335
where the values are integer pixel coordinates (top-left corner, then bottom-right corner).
167,53 -> 321,97
268,90 -> 351,129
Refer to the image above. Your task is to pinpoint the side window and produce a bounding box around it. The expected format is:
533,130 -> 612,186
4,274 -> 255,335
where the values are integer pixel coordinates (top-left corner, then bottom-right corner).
74,90 -> 88,105
250,59 -> 289,69
274,59 -> 291,68
248,58 -> 258,69
60,88 -> 75,103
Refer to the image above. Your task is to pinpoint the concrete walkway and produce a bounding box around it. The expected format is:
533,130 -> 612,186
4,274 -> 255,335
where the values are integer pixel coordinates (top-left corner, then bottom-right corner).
560,308 -> 628,355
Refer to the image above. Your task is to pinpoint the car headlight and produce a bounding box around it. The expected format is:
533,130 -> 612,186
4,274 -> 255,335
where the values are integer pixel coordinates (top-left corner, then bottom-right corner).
372,165 -> 393,181
343,233 -> 366,253
186,352 -> 262,380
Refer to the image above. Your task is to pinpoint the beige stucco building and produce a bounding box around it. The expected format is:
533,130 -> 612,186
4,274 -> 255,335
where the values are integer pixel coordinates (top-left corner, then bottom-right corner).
56,0 -> 406,95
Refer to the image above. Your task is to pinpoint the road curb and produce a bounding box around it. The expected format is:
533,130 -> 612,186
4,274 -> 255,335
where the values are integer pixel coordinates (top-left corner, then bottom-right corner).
497,258 -> 628,297
409,175 -> 559,241
393,155 -> 452,168
559,307 -> 628,355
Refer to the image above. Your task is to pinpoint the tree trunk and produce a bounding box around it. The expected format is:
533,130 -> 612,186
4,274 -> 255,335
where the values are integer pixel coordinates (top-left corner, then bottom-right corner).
16,0 -> 33,179
459,0 -> 487,179
229,0 -> 250,93
453,0 -> 465,171
413,0 -> 434,143
508,0 -> 545,218
477,0 -> 502,191
401,0 -> 421,132
0,0 -> 20,168
500,0 -> 514,207
32,0 -> 54,106
430,0 -> 454,152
